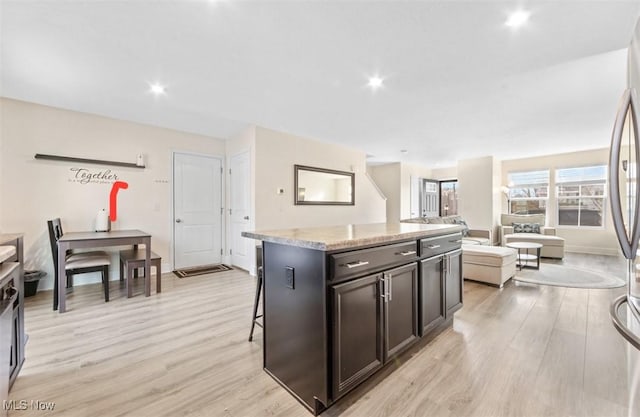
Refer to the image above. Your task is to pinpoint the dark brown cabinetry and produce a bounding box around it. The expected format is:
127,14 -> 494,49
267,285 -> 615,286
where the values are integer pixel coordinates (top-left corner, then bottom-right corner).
383,263 -> 419,361
0,234 -> 25,416
331,263 -> 419,400
419,256 -> 446,335
419,242 -> 463,337
0,235 -> 24,391
445,249 -> 463,317
260,230 -> 462,415
331,274 -> 383,399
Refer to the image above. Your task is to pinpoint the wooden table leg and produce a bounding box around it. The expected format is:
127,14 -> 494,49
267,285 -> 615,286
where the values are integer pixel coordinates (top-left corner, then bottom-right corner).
145,238 -> 151,297
57,242 -> 67,313
156,259 -> 161,293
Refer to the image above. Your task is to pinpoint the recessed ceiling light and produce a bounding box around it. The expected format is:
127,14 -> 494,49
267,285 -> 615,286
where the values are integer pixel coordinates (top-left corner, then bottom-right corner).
400,149 -> 408,154
149,83 -> 166,96
505,10 -> 530,28
367,76 -> 384,91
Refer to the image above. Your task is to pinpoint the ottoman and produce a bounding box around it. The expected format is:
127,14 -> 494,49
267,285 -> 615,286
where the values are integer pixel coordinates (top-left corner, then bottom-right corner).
462,245 -> 517,288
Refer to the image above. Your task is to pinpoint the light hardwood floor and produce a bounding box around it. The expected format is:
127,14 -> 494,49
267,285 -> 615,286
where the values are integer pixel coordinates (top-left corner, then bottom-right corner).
8,254 -> 638,416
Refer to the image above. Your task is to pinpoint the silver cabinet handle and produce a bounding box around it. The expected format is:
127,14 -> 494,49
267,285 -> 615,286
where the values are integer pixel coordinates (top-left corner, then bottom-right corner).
381,274 -> 391,302
397,250 -> 416,256
243,216 -> 250,220
427,244 -> 441,249
387,274 -> 393,301
344,260 -> 370,269
175,219 -> 183,223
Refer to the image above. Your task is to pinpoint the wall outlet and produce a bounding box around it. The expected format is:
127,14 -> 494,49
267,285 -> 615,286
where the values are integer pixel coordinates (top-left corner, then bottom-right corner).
285,266 -> 294,289
277,188 -> 285,194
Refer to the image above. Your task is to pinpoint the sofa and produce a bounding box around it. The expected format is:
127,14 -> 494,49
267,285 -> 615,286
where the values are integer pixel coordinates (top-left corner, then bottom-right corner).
500,213 -> 565,259
401,215 -> 492,246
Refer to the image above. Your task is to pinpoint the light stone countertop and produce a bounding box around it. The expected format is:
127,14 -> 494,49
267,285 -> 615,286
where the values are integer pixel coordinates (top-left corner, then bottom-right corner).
242,222 -> 463,251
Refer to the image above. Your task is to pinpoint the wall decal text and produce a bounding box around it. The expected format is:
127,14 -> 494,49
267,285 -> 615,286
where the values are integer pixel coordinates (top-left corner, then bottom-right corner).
68,167 -> 119,185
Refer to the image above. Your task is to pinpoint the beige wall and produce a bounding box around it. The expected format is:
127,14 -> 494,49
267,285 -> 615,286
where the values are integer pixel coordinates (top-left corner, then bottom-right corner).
253,127 -> 386,230
400,163 -> 433,220
630,18 -> 640,90
0,98 -> 227,289
431,166 -> 457,180
501,148 -> 618,255
367,162 -> 435,221
457,156 -> 500,237
493,157 -> 503,237
368,163 -> 400,222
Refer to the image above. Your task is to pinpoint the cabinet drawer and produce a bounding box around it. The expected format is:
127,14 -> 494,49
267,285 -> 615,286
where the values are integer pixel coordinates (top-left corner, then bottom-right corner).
420,233 -> 462,258
329,241 -> 418,281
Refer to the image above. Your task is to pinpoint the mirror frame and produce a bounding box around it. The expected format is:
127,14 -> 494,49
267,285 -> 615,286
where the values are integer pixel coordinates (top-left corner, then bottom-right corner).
294,164 -> 355,206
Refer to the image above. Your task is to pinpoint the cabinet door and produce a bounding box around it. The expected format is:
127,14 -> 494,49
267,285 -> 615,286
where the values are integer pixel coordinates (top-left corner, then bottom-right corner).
445,249 -> 463,317
383,263 -> 419,361
419,255 -> 445,336
331,274 -> 384,400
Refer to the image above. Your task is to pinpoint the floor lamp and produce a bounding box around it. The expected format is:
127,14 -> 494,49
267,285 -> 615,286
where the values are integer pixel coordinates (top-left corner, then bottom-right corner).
500,186 -> 510,213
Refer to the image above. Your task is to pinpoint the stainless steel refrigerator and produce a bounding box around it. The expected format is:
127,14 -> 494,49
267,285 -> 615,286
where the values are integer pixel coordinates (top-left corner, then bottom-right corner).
609,17 -> 640,414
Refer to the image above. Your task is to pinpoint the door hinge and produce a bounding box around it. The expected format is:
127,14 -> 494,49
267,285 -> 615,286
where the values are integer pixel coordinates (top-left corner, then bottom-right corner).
220,207 -> 223,215
220,167 -> 223,174
230,249 -> 233,255
229,208 -> 233,215
229,168 -> 232,175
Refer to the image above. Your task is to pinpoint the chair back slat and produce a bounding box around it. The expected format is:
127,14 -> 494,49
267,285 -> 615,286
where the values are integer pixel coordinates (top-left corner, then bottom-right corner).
47,218 -> 63,274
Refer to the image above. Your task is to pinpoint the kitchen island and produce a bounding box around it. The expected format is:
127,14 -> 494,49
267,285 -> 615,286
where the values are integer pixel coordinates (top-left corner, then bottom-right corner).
242,222 -> 464,415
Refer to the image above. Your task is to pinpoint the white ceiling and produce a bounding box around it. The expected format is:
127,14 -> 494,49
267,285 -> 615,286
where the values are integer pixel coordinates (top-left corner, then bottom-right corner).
2,0 -> 640,167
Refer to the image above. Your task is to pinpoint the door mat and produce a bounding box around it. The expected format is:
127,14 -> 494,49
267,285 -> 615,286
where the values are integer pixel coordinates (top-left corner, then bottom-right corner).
173,264 -> 233,278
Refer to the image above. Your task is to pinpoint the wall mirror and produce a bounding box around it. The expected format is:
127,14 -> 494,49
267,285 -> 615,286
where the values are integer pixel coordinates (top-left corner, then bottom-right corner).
294,165 -> 355,205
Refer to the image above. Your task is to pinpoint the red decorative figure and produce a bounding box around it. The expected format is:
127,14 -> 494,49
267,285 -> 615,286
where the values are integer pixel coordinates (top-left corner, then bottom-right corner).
109,181 -> 129,221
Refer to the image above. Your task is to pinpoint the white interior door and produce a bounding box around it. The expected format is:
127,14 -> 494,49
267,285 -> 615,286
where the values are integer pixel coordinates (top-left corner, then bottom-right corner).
174,152 -> 223,269
230,151 -> 252,271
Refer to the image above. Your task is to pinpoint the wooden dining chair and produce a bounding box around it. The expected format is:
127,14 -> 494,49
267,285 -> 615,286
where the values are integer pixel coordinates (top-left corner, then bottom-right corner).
47,218 -> 112,310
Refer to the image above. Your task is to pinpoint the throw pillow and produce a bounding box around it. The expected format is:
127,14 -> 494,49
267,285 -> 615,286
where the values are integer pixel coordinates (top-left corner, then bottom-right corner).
453,218 -> 470,237
512,222 -> 541,234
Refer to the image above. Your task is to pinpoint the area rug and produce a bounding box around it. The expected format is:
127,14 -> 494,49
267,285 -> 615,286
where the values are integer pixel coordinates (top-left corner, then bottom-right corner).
514,263 -> 625,289
173,264 -> 233,278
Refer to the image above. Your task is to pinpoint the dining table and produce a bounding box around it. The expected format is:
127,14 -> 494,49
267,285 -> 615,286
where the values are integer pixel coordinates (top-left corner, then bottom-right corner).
56,229 -> 152,313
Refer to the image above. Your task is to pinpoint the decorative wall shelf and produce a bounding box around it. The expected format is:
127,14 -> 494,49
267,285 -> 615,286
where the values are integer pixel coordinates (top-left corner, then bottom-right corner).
34,153 -> 145,169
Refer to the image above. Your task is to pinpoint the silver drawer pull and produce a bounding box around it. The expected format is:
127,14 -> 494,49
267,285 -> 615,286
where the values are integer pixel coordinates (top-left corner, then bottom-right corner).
344,260 -> 370,269
426,244 -> 441,249
397,250 -> 417,256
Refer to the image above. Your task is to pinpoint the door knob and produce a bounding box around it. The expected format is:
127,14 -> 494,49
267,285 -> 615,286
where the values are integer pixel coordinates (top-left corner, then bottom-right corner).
243,216 -> 250,220
176,219 -> 182,223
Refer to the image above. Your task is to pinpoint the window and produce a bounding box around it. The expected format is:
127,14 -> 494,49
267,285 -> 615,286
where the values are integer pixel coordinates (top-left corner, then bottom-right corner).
508,170 -> 549,215
556,165 -> 607,227
439,180 -> 458,216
